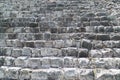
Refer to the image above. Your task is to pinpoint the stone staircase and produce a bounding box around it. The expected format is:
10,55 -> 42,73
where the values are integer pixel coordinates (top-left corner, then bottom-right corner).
1,0 -> 120,80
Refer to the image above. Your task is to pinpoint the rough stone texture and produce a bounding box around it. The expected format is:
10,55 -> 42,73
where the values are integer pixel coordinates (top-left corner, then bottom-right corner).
1,0 -> 120,79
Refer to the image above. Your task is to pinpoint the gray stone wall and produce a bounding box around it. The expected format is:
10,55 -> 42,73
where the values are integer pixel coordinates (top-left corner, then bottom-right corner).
0,0 -> 120,80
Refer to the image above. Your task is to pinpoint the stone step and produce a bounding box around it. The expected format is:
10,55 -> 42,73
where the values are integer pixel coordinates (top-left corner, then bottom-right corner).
1,32 -> 120,41
1,46 -> 120,58
1,56 -> 120,69
1,38 -> 120,49
0,66 -> 120,80
2,26 -> 120,34
86,26 -> 120,33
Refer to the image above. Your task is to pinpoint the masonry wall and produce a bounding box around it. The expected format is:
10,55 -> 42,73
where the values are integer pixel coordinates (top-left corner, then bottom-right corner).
0,0 -> 120,80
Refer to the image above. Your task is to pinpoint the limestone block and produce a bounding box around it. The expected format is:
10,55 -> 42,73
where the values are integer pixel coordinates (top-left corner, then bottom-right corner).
94,69 -> 120,80
78,48 -> 88,57
89,50 -> 102,58
90,58 -> 117,69
53,40 -> 64,48
14,27 -> 24,33
19,68 -> 31,80
64,68 -> 78,80
4,57 -> 15,66
5,47 -> 13,56
6,67 -> 21,79
6,40 -> 13,47
100,48 -> 114,57
50,57 -> 63,68
12,39 -> 23,47
78,69 -> 94,80
22,47 -> 32,56
81,39 -> 92,50
31,48 -> 41,57
64,57 -> 76,68
78,58 -> 89,68
93,40 -> 102,49
44,41 -> 53,48
0,56 -> 5,66
41,57 -> 51,68
113,48 -> 120,57
31,69 -> 48,80
12,48 -> 22,57
14,57 -> 28,67
96,34 -> 110,41
34,40 -> 45,48
0,40 -> 6,47
103,41 -> 119,48
27,58 -> 41,69
0,67 -> 5,79
48,69 -> 63,80
34,33 -> 43,40
64,40 -> 74,47
41,48 -> 61,57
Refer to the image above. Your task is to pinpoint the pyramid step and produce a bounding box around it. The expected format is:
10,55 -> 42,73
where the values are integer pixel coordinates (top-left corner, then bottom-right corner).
0,66 -> 120,80
0,56 -> 120,69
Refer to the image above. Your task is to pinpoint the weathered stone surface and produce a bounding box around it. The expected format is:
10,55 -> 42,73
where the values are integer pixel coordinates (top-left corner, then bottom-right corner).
53,40 -> 64,48
100,48 -> 114,57
41,48 -> 61,57
48,69 -> 63,80
50,57 -> 63,68
78,58 -> 89,68
6,67 -> 21,79
22,47 -> 32,56
78,48 -> 88,57
64,68 -> 78,80
19,68 -> 31,80
4,57 -> 15,66
78,69 -> 94,80
14,57 -> 28,67
12,48 -> 22,57
27,58 -> 41,69
81,39 -> 92,50
89,50 -> 102,58
31,69 -> 48,80
41,57 -> 51,68
31,48 -> 41,57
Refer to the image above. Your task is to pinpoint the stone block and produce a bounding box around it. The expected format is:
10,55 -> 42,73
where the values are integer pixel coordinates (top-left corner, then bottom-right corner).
96,34 -> 110,41
50,57 -> 63,68
6,67 -> 21,79
64,57 -> 77,68
25,41 -> 35,48
4,57 -> 15,66
34,40 -> 45,48
31,69 -> 48,80
89,50 -> 102,58
12,48 -> 22,57
113,48 -> 120,57
27,58 -> 41,69
64,68 -> 78,80
100,48 -> 114,57
53,40 -> 64,48
34,33 -> 43,40
41,48 -> 61,57
78,58 -> 89,68
19,68 -> 31,80
78,48 -> 88,57
78,69 -> 94,80
94,69 -> 119,80
31,48 -> 41,57
41,57 -> 51,68
81,39 -> 92,50
48,69 -> 63,80
14,57 -> 28,67
0,40 -> 6,47
22,47 -> 32,56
